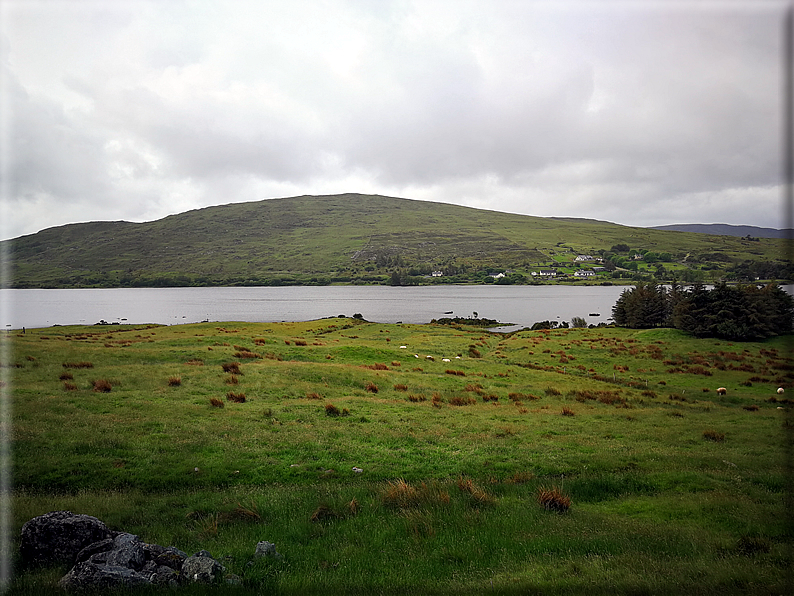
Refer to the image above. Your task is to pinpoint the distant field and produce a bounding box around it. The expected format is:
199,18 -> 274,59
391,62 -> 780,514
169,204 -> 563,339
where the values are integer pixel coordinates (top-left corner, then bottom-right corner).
5,320 -> 792,594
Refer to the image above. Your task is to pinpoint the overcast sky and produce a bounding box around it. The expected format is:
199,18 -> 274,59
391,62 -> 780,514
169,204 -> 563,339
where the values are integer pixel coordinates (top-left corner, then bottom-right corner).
0,0 -> 788,241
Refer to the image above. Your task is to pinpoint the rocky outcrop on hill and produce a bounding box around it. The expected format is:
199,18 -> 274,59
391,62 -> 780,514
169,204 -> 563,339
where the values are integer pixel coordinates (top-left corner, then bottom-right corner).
20,511 -> 283,591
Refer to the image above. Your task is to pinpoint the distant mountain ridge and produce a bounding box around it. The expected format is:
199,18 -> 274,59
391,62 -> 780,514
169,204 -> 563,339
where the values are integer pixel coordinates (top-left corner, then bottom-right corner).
649,223 -> 791,239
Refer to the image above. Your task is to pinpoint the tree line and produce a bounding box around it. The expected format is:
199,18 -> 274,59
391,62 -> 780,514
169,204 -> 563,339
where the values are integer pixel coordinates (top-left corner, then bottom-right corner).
612,282 -> 793,341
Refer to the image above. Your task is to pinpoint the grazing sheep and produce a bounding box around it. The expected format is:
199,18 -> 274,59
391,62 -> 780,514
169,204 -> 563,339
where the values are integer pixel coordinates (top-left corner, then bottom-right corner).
442,358 -> 451,362
778,387 -> 785,394
414,354 -> 419,358
426,355 -> 435,361
400,346 -> 407,349
717,387 -> 727,395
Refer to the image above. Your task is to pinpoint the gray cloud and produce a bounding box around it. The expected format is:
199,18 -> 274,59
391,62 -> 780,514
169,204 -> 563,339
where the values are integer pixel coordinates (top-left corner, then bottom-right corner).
0,0 -> 787,240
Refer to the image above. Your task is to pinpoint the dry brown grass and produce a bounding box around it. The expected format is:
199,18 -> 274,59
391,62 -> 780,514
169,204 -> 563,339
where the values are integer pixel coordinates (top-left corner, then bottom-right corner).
210,397 -> 224,408
365,382 -> 379,393
226,392 -> 246,403
306,392 -> 322,400
59,371 -> 74,381
408,394 -> 426,403
62,382 -> 78,391
63,362 -> 93,369
561,406 -> 575,416
537,486 -> 571,513
325,403 -> 341,417
222,362 -> 242,375
364,363 -> 389,371
393,384 -> 408,391
92,379 -> 112,393
185,359 -> 204,366
168,376 -> 182,387
703,430 -> 725,442
449,395 -> 475,406
225,375 -> 239,385
234,351 -> 262,359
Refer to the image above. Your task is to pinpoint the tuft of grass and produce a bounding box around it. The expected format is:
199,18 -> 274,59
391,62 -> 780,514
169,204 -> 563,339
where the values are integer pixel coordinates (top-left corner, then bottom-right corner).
743,404 -> 759,411
225,375 -> 239,385
62,382 -> 78,391
92,379 -> 112,393
561,406 -> 575,416
506,471 -> 535,484
365,382 -> 379,393
184,359 -> 203,366
209,397 -> 224,408
325,403 -> 341,417
537,485 -> 571,513
168,376 -> 182,387
226,392 -> 246,403
221,362 -> 242,375
310,505 -> 339,523
407,394 -> 426,403
448,396 -> 475,406
703,430 -> 725,442
59,371 -> 74,381
306,392 -> 322,400
63,361 -> 93,369
393,384 -> 408,391
545,386 -> 561,396
234,351 -> 262,359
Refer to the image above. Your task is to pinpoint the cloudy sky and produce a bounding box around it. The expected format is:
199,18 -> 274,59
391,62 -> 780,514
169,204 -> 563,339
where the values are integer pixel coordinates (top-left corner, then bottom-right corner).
0,0 -> 788,241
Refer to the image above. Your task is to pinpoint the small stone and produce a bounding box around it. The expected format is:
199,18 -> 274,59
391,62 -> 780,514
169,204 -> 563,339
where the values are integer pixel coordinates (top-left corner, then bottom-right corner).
254,541 -> 283,560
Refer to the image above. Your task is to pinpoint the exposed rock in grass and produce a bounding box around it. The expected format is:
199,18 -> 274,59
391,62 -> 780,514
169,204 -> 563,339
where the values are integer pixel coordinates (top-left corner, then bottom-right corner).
21,511 -> 271,590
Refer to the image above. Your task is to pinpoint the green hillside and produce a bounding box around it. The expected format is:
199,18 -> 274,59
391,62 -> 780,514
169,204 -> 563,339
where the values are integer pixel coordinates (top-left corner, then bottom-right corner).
1,193 -> 789,288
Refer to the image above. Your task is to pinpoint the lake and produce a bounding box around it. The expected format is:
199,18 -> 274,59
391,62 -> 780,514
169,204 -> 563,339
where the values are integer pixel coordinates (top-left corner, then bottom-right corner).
0,285 -> 629,331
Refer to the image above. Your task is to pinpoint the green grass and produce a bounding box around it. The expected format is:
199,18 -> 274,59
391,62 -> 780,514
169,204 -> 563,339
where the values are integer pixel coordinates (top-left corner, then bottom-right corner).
4,320 -> 793,594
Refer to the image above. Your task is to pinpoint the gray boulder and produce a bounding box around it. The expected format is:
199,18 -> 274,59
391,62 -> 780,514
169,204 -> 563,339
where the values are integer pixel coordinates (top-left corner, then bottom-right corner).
104,533 -> 146,570
182,552 -> 225,584
254,541 -> 283,559
20,511 -> 113,566
58,561 -> 151,591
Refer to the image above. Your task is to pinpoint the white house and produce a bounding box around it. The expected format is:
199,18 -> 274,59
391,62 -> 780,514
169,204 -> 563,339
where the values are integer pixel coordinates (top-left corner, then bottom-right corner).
531,270 -> 557,277
574,270 -> 596,277
574,255 -> 594,262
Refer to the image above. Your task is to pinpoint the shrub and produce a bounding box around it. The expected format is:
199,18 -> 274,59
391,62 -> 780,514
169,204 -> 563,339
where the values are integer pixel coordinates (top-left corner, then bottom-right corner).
325,403 -> 341,417
293,340 -> 308,346
391,361 -> 401,367
210,398 -> 224,408
59,371 -> 74,381
92,379 -> 112,393
227,392 -> 246,403
561,406 -> 575,416
393,384 -> 408,391
537,486 -> 571,513
168,376 -> 182,387
365,382 -> 379,393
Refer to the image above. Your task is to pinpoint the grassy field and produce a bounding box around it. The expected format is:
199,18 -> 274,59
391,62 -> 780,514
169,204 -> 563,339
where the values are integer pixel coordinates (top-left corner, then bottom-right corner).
3,319 -> 793,594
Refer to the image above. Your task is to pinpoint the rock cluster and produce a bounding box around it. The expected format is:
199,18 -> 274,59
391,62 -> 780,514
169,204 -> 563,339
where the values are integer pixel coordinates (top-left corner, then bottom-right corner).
20,511 -> 282,591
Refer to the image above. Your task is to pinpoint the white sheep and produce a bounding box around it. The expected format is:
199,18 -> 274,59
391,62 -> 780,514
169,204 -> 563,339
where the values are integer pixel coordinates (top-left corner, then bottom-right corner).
717,387 -> 727,395
442,358 -> 451,362
778,387 -> 785,394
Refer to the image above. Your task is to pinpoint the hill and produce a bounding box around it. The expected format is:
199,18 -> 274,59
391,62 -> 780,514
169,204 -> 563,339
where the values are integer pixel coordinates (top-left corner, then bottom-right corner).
1,193 -> 789,288
650,223 -> 791,239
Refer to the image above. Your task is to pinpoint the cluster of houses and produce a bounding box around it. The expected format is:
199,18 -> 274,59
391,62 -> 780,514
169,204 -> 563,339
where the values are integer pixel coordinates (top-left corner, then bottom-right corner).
427,255 -> 606,280
530,255 -> 604,279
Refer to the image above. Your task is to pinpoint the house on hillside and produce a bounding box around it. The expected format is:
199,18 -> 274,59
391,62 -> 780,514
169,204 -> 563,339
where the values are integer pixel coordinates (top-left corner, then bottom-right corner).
574,255 -> 594,262
531,270 -> 558,277
431,271 -> 443,277
574,270 -> 596,278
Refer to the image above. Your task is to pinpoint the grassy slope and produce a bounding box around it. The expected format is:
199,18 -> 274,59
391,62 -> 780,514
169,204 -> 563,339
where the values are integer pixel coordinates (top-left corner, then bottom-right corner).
2,193 -> 786,287
6,321 -> 792,594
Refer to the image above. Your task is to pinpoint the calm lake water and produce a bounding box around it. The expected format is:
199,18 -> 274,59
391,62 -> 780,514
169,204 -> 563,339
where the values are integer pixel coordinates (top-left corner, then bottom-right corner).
1,285 -> 629,331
